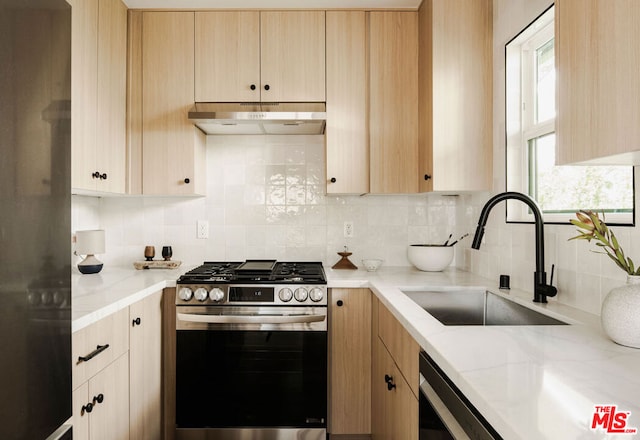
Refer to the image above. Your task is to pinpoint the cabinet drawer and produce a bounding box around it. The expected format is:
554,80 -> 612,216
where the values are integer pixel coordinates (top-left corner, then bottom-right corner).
378,303 -> 419,398
73,308 -> 129,389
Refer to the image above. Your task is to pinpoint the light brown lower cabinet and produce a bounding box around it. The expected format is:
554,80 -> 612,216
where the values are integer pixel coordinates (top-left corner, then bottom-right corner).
72,353 -> 130,440
371,297 -> 419,440
372,338 -> 419,440
130,291 -> 163,439
329,288 -> 372,435
72,291 -> 163,440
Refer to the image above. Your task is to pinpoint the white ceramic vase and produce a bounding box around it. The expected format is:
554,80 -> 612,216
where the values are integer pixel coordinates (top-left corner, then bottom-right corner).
601,275 -> 640,348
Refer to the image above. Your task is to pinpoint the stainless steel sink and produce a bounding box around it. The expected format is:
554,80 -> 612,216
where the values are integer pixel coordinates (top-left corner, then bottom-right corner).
402,289 -> 567,326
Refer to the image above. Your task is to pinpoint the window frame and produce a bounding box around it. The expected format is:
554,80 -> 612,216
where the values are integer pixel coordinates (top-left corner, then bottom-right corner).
504,5 -> 635,226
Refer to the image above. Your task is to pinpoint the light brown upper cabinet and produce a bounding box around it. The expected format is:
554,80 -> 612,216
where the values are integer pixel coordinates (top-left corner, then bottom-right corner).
369,12 -> 420,194
128,11 -> 206,196
556,0 -> 640,165
418,0 -> 493,192
195,11 -> 325,103
325,11 -> 369,194
72,0 -> 127,193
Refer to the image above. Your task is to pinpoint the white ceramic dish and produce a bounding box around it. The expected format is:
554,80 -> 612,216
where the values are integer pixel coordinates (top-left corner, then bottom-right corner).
407,245 -> 454,272
362,259 -> 384,272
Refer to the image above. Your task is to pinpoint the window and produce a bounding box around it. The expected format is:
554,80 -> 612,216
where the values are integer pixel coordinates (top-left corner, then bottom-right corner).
505,6 -> 634,224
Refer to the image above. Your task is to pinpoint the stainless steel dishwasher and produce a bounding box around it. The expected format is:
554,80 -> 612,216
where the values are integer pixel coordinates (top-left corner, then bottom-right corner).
419,351 -> 502,439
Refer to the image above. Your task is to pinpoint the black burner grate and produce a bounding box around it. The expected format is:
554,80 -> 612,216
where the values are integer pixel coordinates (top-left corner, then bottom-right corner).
177,260 -> 326,285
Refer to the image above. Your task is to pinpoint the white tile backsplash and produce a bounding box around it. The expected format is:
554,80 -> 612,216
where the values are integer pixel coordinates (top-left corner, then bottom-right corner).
72,127 -> 640,316
73,135 -> 460,272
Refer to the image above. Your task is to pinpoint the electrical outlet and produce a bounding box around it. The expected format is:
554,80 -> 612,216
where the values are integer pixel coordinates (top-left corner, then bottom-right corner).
197,220 -> 209,239
344,221 -> 354,238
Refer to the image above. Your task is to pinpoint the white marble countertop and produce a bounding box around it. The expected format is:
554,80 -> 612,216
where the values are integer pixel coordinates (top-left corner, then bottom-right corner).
72,264 -> 640,439
71,264 -> 193,332
327,266 -> 640,440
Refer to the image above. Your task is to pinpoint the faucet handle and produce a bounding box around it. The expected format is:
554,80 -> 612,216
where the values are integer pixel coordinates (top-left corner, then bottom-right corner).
544,264 -> 557,298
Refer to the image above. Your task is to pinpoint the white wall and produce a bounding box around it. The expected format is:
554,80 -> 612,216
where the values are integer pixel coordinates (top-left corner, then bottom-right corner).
460,0 -> 640,316
72,135 -> 463,269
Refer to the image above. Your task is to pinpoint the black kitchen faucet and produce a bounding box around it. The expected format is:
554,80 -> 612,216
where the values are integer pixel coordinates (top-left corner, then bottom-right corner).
471,191 -> 558,303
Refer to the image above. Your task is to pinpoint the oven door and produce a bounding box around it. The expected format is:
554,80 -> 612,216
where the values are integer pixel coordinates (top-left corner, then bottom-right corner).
176,306 -> 327,435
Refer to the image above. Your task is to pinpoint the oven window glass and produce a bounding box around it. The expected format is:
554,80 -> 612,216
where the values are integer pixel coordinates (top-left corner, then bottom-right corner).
176,330 -> 327,428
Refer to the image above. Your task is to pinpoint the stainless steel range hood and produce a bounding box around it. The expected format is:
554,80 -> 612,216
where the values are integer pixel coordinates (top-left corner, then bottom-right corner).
188,102 -> 326,135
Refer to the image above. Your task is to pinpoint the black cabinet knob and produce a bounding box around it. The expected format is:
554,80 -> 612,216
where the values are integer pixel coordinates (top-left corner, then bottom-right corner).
100,173 -> 107,180
92,171 -> 100,179
184,178 -> 190,184
132,317 -> 141,326
92,394 -> 104,404
336,300 -> 344,307
264,84 -> 270,91
250,84 -> 256,90
81,402 -> 93,415
330,177 -> 337,183
424,174 -> 432,181
385,374 -> 396,390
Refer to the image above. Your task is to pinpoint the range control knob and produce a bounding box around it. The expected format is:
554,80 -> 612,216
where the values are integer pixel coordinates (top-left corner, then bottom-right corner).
178,287 -> 193,301
309,287 -> 324,302
279,287 -> 293,302
294,287 -> 308,302
209,287 -> 225,302
194,287 -> 209,302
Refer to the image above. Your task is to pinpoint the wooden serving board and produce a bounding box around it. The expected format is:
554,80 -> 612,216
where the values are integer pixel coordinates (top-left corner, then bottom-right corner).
133,260 -> 182,270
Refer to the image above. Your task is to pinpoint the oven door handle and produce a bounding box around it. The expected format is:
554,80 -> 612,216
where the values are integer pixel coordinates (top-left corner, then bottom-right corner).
177,312 -> 326,325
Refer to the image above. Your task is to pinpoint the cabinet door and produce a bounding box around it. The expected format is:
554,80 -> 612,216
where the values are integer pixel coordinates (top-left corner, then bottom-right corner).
420,0 -> 492,192
72,0 -> 126,193
130,291 -> 162,440
71,0 -> 98,190
325,11 -> 369,195
72,382 -> 90,440
329,288 -> 371,435
372,337 -> 392,440
195,11 -> 260,102
372,338 -> 418,440
260,11 -> 325,102
73,354 -> 130,440
96,0 -> 127,193
141,12 -> 206,195
89,353 -> 130,440
369,12 -> 419,194
378,300 -> 419,398
556,0 -> 640,164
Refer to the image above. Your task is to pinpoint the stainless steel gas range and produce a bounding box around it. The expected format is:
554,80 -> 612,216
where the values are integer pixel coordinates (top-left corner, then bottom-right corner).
175,260 -> 327,440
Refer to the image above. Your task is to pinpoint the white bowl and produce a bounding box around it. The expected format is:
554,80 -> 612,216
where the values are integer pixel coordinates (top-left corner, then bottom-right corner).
407,245 -> 454,272
362,259 -> 384,272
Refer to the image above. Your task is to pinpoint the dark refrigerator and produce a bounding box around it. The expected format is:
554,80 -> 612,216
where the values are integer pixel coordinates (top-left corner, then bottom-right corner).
0,0 -> 72,438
